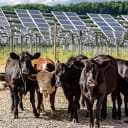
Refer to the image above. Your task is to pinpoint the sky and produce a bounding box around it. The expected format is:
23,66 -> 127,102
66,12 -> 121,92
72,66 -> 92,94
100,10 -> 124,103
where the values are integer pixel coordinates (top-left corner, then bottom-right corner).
0,0 -> 127,6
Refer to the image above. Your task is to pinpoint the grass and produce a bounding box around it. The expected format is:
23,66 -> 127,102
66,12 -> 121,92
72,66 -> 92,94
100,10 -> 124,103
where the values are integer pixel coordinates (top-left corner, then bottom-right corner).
0,45 -> 128,65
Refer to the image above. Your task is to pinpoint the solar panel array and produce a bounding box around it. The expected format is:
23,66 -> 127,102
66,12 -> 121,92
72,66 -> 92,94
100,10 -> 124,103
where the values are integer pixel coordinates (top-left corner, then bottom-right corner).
28,10 -> 50,41
15,9 -> 51,42
52,11 -> 87,31
15,9 -> 36,29
0,9 -> 10,27
87,13 -> 125,42
100,14 -> 125,41
0,9 -> 126,45
64,12 -> 87,31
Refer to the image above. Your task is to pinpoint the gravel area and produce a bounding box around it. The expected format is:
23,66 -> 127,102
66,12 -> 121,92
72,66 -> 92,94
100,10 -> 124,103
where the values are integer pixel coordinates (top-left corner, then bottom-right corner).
0,87 -> 128,128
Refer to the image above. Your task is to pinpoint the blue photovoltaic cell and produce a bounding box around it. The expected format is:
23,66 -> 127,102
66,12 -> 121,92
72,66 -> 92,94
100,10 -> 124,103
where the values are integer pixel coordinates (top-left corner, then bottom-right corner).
64,12 -> 87,31
88,13 -> 124,41
15,9 -> 36,28
52,11 -> 87,31
67,16 -> 80,21
87,13 -> 115,41
64,12 -> 77,17
28,9 -> 50,41
100,14 -> 112,19
0,9 -> 10,27
60,20 -> 71,25
99,14 -> 124,32
15,9 -> 27,13
52,11 -> 76,30
20,17 -> 33,22
96,22 -> 109,26
100,26 -> 113,31
62,24 -> 75,29
17,13 -> 30,17
30,14 -> 42,19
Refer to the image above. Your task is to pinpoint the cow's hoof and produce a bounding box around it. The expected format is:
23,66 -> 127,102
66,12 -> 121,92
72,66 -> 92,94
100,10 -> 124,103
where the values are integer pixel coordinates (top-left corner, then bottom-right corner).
89,123 -> 94,128
34,113 -> 40,118
72,118 -> 79,123
125,112 -> 128,116
101,116 -> 106,121
20,107 -> 24,111
14,115 -> 18,119
112,116 -> 117,120
95,125 -> 100,128
51,110 -> 56,116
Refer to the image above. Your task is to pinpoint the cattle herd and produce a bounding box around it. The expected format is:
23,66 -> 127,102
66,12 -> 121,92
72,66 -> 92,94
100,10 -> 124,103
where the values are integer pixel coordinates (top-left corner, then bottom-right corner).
1,51 -> 128,128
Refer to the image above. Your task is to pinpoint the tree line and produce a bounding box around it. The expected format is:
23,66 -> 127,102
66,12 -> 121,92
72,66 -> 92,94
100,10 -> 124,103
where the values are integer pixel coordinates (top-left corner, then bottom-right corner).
1,1 -> 128,16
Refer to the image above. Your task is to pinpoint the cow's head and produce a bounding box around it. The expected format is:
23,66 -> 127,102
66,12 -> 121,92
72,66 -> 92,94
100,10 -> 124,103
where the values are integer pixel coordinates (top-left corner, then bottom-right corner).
55,61 -> 69,87
80,59 -> 109,103
28,71 -> 55,97
10,52 -> 40,75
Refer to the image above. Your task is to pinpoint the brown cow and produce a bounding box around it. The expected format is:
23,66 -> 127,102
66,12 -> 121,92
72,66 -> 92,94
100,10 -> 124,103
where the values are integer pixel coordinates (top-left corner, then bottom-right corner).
77,55 -> 121,128
33,58 -> 56,115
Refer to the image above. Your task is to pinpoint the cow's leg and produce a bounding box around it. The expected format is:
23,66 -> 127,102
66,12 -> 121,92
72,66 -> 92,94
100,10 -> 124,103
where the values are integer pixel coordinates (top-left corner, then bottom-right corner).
68,96 -> 74,121
37,91 -> 44,113
111,91 -> 117,119
95,98 -> 103,128
10,89 -> 14,112
13,89 -> 19,119
68,100 -> 72,113
101,95 -> 107,120
72,94 -> 81,123
49,89 -> 56,115
29,90 -> 39,117
117,91 -> 122,120
124,95 -> 128,116
19,93 -> 24,111
85,99 -> 94,128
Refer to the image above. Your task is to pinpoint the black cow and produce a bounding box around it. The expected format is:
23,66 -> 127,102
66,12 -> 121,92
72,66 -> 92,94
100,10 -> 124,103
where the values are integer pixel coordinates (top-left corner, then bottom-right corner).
55,55 -> 88,123
5,52 -> 40,119
116,58 -> 128,116
79,55 -> 121,128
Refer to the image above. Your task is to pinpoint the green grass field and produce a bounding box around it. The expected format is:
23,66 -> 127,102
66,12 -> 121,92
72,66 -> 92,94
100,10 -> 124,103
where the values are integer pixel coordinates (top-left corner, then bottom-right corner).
0,45 -> 128,65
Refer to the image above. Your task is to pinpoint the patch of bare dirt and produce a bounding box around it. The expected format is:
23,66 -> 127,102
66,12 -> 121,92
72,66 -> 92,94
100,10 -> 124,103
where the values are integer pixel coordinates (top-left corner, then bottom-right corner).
0,87 -> 128,128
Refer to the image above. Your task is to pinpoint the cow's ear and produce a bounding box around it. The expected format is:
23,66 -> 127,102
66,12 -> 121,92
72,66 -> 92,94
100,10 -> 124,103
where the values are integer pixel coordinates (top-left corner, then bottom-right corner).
10,52 -> 19,60
32,52 -> 40,59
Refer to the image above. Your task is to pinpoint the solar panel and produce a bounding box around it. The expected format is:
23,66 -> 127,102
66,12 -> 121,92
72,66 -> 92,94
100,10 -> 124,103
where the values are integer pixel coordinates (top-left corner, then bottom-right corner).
15,9 -> 36,29
52,11 -> 76,31
28,9 -> 50,42
52,11 -> 88,31
0,9 -> 10,27
87,13 -> 124,42
65,11 -> 87,31
99,14 -> 124,32
87,13 -> 115,41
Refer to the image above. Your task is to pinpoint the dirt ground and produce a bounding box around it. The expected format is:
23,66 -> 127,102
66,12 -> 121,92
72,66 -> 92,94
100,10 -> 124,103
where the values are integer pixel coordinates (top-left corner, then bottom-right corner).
0,87 -> 128,128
